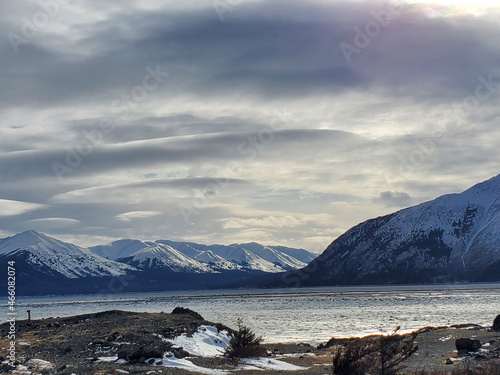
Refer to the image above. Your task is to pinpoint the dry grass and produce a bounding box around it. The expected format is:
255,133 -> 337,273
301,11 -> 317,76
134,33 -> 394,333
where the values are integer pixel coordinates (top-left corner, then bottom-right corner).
331,333 -> 418,375
414,360 -> 500,375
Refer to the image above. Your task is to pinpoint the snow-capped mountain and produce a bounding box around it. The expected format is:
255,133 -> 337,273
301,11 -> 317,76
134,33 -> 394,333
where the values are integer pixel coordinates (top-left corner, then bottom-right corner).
0,231 -> 316,295
91,239 -> 315,273
162,240 -> 315,271
288,173 -> 500,286
108,240 -> 213,272
0,230 -> 135,278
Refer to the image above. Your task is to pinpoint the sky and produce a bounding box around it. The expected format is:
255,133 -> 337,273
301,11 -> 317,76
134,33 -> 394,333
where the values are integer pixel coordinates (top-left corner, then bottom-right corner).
1,0 -> 500,252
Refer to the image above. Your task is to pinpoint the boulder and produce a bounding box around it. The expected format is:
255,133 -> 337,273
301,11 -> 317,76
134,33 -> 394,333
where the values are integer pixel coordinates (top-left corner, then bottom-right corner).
107,331 -> 122,342
118,345 -> 165,364
171,307 -> 204,320
62,346 -> 72,354
172,347 -> 191,359
493,314 -> 500,331
455,338 -> 481,354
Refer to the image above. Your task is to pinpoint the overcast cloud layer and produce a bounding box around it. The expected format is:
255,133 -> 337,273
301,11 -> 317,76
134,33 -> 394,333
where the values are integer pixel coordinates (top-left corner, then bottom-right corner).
1,0 -> 500,251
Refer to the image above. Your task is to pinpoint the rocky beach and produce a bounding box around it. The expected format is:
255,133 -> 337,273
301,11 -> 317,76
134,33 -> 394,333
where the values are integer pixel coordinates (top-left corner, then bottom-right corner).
1,309 -> 500,374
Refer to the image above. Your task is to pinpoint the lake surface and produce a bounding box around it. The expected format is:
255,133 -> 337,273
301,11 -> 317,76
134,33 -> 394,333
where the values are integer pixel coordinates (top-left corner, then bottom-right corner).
3,284 -> 500,343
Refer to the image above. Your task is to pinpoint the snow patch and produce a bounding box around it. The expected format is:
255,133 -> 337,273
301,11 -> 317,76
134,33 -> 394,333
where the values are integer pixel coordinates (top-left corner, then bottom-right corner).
171,325 -> 230,357
240,358 -> 308,371
161,355 -> 228,374
96,356 -> 119,362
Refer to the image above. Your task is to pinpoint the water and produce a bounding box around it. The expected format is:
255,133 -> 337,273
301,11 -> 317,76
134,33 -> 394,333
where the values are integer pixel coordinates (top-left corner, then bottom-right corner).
3,284 -> 500,343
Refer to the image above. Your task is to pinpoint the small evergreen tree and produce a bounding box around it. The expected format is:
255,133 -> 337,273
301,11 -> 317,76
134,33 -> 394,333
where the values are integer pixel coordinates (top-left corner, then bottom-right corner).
225,318 -> 266,358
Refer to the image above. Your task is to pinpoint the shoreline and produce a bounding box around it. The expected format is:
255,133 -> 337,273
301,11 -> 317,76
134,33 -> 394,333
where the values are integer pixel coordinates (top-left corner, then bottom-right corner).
2,283 -> 500,343
1,309 -> 499,374
4,280 -> 500,299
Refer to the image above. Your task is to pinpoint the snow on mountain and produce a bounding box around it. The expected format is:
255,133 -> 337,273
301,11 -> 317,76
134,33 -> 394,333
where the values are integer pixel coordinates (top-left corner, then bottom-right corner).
0,230 -> 316,280
91,240 -> 316,273
193,250 -> 240,270
156,240 -> 205,259
91,240 -> 212,272
210,246 -> 285,273
238,243 -> 309,270
0,231 -> 135,279
271,246 -> 317,264
119,243 -> 212,272
164,242 -> 296,272
173,241 -> 314,272
292,173 -> 500,285
90,239 -> 153,260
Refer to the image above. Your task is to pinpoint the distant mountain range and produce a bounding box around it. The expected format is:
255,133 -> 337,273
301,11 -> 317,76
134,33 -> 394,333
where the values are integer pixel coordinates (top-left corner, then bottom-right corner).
0,231 -> 316,295
90,239 -> 314,273
281,173 -> 500,286
4,173 -> 500,295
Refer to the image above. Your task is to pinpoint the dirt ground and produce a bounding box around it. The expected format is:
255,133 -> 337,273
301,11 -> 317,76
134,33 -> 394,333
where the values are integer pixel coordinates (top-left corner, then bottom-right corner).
395,324 -> 500,373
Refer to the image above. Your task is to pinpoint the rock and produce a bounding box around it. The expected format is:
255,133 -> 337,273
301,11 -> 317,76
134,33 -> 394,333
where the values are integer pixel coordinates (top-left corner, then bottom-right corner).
171,307 -> 204,320
58,365 -> 67,371
62,346 -> 72,354
172,347 -> 190,359
0,363 -> 13,372
446,358 -> 453,365
493,314 -> 500,331
147,358 -> 155,365
118,346 -> 164,364
456,338 -> 481,353
107,331 -> 122,342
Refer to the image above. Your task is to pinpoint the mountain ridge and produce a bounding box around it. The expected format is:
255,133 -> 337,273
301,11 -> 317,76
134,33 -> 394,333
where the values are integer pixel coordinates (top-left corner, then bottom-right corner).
0,230 -> 135,278
283,173 -> 500,286
90,239 -> 315,273
0,231 -> 317,295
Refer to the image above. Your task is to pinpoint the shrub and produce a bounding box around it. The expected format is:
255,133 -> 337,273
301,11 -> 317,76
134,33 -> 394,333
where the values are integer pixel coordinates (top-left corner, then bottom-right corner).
331,328 -> 418,375
332,340 -> 378,375
225,318 -> 266,358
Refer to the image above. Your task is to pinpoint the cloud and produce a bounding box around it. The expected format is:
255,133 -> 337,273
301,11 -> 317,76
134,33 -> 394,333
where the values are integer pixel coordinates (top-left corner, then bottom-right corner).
0,199 -> 46,217
116,211 -> 163,222
1,0 -> 500,252
221,215 -> 304,230
375,191 -> 413,207
2,0 -> 499,111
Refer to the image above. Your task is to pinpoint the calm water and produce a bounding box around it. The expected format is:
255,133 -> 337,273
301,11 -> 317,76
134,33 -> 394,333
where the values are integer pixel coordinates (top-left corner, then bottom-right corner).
3,284 -> 500,343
